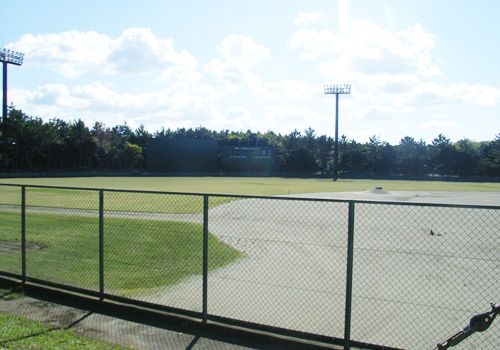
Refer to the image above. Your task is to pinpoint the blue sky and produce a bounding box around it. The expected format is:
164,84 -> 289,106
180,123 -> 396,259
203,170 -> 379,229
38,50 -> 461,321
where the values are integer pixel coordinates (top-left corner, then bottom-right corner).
1,0 -> 499,144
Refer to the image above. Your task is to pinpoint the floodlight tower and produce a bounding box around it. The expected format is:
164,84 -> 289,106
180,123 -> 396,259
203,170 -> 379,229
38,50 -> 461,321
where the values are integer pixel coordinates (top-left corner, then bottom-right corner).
324,84 -> 351,181
1,48 -> 24,168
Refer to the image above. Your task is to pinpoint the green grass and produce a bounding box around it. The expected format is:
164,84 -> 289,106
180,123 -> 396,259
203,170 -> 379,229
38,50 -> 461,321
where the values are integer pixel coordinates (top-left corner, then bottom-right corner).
1,176 -> 499,195
0,183 -> 230,214
0,312 -> 128,349
1,177 -> 499,214
0,211 -> 241,296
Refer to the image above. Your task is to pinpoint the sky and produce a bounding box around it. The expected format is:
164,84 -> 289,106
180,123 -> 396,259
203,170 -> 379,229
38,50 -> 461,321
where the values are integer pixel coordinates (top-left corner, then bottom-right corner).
1,0 -> 499,145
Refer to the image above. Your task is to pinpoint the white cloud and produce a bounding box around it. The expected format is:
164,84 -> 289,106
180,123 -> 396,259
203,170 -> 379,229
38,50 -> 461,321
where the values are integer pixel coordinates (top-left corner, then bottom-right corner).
107,28 -> 183,74
315,22 -> 440,78
398,82 -> 500,107
12,30 -> 111,77
378,75 -> 420,94
294,11 -> 324,25
206,35 -> 270,92
72,81 -> 148,110
254,80 -> 319,101
220,107 -> 253,130
227,107 -> 251,121
215,34 -> 270,66
11,79 -> 222,132
307,20 -> 500,113
419,117 -> 459,131
264,104 -> 322,125
207,61 -> 257,90
289,30 -> 345,60
291,21 -> 441,107
351,106 -> 394,122
398,23 -> 438,76
12,84 -> 89,109
11,28 -> 198,78
338,0 -> 349,36
444,83 -> 500,106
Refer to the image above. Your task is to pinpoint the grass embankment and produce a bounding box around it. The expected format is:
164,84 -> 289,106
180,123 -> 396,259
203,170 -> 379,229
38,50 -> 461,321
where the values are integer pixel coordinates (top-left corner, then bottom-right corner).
0,211 -> 241,296
0,312 -> 127,349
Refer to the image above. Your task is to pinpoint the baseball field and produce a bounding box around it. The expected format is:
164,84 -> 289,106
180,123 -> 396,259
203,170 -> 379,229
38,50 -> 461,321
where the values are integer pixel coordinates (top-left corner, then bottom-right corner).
1,176 -> 499,349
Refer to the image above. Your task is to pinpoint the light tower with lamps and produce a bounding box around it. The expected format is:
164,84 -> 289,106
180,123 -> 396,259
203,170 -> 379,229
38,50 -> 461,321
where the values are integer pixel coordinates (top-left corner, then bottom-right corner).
1,48 -> 24,168
324,83 -> 351,181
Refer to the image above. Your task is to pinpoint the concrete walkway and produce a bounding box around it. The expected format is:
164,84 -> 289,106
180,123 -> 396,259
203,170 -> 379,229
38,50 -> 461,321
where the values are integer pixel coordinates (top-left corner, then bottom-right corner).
0,282 -> 357,350
1,284 -> 306,350
0,288 -> 251,349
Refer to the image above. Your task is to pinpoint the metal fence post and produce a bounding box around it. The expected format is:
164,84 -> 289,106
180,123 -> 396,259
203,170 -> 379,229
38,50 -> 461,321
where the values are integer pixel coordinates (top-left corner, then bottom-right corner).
21,185 -> 26,283
99,189 -> 104,300
202,194 -> 209,322
344,201 -> 355,350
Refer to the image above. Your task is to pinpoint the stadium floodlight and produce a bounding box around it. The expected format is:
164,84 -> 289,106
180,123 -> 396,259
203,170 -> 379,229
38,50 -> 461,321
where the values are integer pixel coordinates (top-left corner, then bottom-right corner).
324,83 -> 351,181
324,84 -> 351,95
0,49 -> 24,66
1,48 -> 24,168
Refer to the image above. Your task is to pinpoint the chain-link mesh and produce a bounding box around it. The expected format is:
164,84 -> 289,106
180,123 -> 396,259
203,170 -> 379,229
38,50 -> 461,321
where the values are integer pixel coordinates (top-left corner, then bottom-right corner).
0,185 -> 23,276
24,187 -> 100,291
1,184 -> 499,350
102,191 -> 206,313
351,203 -> 500,349
203,196 -> 349,337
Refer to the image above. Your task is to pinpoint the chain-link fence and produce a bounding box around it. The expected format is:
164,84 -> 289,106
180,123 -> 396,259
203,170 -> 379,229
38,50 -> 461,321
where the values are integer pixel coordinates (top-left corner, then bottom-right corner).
1,184 -> 499,350
351,203 -> 500,349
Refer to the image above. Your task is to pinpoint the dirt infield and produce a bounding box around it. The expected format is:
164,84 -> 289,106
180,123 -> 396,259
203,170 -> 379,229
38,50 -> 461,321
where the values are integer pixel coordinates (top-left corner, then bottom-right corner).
141,190 -> 500,349
288,189 -> 500,206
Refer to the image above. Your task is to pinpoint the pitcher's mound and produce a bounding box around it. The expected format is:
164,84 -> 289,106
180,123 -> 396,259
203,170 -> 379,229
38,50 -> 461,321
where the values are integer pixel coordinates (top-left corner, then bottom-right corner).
364,187 -> 390,194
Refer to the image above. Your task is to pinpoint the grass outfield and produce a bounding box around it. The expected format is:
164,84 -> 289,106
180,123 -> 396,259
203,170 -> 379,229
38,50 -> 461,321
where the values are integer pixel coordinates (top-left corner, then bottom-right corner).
1,176 -> 499,195
0,186 -> 232,214
0,311 -> 128,349
0,211 -> 241,296
1,177 -> 498,214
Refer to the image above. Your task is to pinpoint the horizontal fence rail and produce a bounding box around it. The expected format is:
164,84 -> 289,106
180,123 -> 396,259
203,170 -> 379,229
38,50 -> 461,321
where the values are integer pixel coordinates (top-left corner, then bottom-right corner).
0,183 -> 499,350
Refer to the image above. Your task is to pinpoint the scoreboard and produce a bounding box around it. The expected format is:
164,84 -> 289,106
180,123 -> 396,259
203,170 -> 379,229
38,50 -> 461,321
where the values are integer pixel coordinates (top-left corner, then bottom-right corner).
223,146 -> 276,172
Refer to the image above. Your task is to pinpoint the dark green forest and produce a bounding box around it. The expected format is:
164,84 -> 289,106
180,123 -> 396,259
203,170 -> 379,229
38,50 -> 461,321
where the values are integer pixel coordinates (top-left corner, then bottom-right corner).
1,107 -> 500,177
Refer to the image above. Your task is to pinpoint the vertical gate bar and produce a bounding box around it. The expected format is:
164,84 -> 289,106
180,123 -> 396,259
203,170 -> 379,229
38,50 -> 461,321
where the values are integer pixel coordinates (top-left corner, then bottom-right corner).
202,194 -> 209,322
99,189 -> 104,300
344,201 -> 355,350
21,186 -> 26,283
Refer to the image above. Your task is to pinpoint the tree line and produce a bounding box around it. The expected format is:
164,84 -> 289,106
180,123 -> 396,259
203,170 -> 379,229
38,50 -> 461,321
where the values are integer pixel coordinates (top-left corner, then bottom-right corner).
1,107 -> 500,177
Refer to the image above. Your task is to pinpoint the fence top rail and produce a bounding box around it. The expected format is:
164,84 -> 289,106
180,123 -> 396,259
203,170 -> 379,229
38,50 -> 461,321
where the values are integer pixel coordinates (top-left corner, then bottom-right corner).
1,183 -> 499,210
